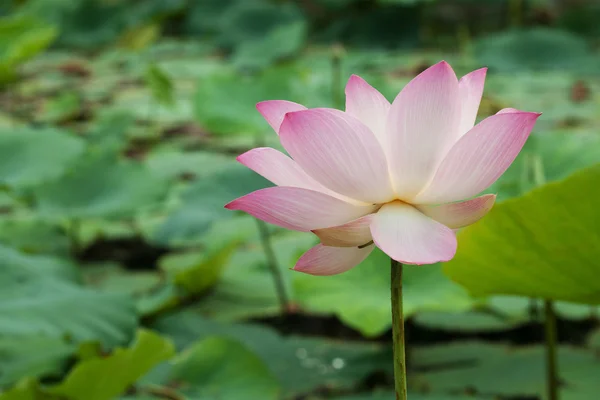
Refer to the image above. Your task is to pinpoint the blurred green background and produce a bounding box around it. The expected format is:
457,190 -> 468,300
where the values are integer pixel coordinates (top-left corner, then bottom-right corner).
0,0 -> 599,399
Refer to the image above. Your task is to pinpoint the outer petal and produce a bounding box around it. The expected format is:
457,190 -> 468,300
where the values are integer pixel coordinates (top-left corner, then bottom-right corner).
458,68 -> 487,136
312,214 -> 374,247
225,187 -> 377,232
415,111 -> 541,204
345,75 -> 391,148
256,100 -> 307,134
386,61 -> 461,199
280,108 -> 395,204
415,194 -> 496,229
496,108 -> 521,114
370,202 -> 457,265
292,244 -> 374,276
237,147 -> 332,193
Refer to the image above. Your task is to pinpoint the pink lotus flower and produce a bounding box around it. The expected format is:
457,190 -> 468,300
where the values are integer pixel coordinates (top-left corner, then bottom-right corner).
225,61 -> 540,275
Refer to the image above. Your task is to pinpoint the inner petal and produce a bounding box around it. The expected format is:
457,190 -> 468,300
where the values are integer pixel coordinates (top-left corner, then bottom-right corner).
385,61 -> 461,200
370,201 -> 457,265
279,108 -> 395,204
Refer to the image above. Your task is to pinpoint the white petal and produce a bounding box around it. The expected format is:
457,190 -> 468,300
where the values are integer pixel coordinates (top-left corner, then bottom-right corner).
386,61 -> 461,199
416,194 -> 496,229
312,214 -> 374,247
293,244 -> 374,276
345,75 -> 391,148
279,108 -> 395,204
370,202 -> 457,265
458,68 -> 487,136
237,147 -> 333,194
496,108 -> 521,114
256,100 -> 307,134
225,187 -> 377,231
415,111 -> 541,204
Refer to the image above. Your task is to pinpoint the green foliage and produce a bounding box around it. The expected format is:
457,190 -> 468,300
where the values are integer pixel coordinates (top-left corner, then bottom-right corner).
20,0 -> 184,49
34,154 -> 168,219
152,312 -> 392,397
47,330 -> 175,400
159,243 -> 234,294
0,244 -> 136,351
0,15 -> 56,83
152,163 -> 270,246
0,127 -> 84,188
144,64 -> 174,107
0,336 -> 74,388
187,0 -> 307,69
194,67 -> 302,136
475,28 -> 596,72
41,92 -> 82,123
169,336 -> 280,400
0,259 -> 138,347
296,248 -> 473,336
0,379 -> 50,400
412,342 -> 600,399
445,164 -> 600,304
0,216 -> 70,255
1,2 -> 600,399
487,130 -> 600,200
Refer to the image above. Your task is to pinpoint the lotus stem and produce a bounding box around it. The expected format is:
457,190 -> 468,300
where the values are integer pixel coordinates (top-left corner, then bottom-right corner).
544,299 -> 559,400
255,219 -> 289,313
331,43 -> 344,109
391,258 -> 408,400
531,156 -> 559,400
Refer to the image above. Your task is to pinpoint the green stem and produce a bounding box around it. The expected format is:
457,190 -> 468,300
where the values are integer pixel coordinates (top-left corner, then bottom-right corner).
391,258 -> 408,400
255,219 -> 289,313
544,299 -> 559,400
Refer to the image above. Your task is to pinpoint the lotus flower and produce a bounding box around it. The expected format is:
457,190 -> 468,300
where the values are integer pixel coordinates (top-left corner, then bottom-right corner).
225,61 -> 540,275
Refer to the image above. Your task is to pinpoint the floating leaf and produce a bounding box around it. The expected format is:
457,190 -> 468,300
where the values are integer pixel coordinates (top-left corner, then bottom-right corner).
413,342 -> 600,399
86,110 -> 135,153
413,310 -> 525,333
488,131 -> 600,200
159,242 -> 234,294
82,263 -> 162,296
168,337 -> 280,400
0,216 -> 70,255
0,278 -> 137,347
48,330 -> 175,400
335,393 -> 484,400
0,15 -> 57,84
0,127 -> 84,189
474,28 -> 595,72
144,63 -> 174,106
0,336 -> 74,388
0,378 -> 47,400
118,23 -> 160,51
144,150 -> 232,181
0,245 -> 137,346
194,67 -> 301,136
152,163 -> 270,246
232,20 -> 307,69
295,248 -> 473,337
445,164 -> 600,304
0,243 -> 78,282
34,155 -> 168,219
153,312 -> 391,397
196,232 -> 313,321
41,92 -> 82,124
